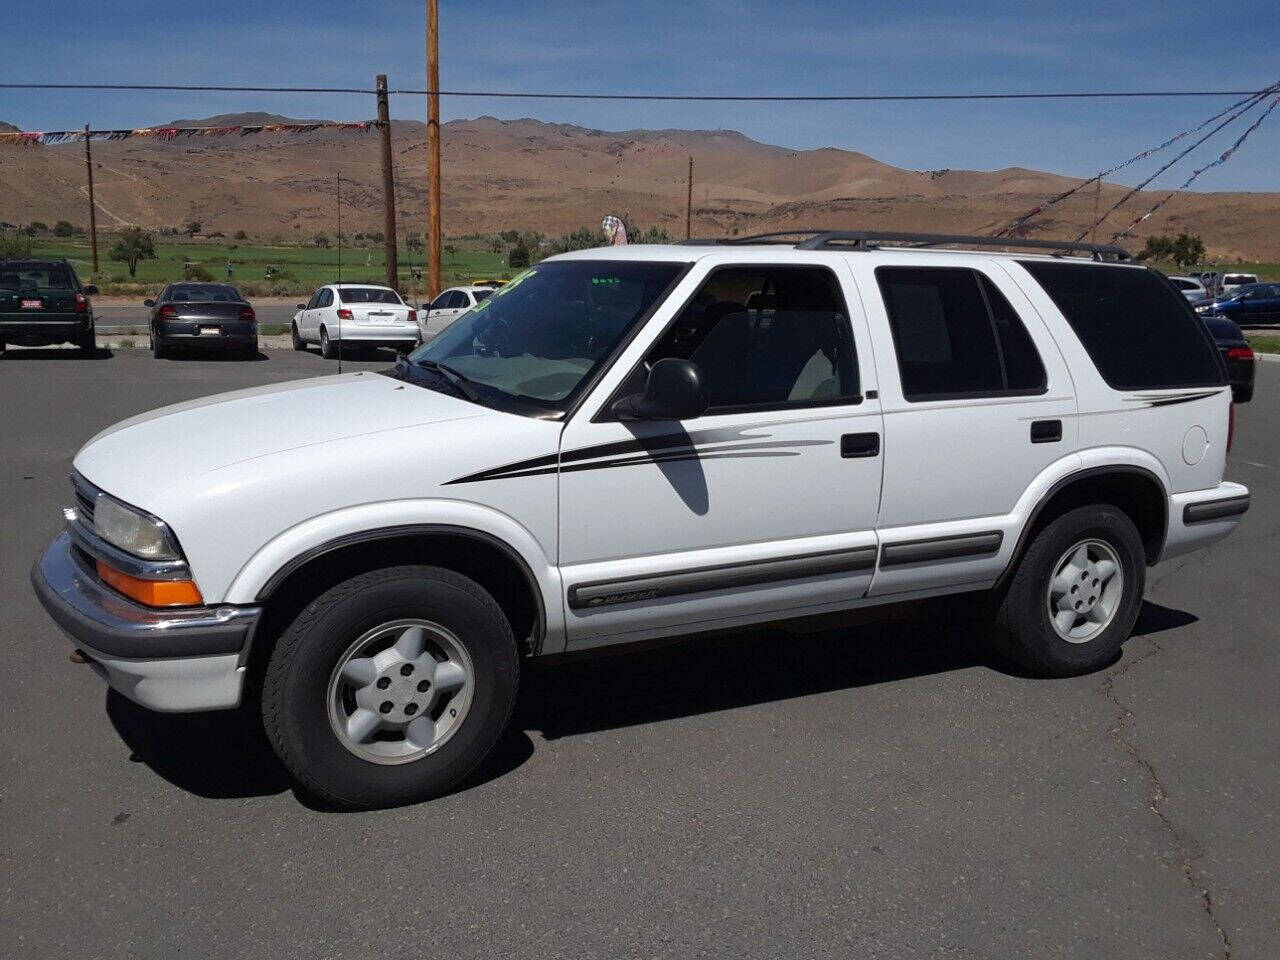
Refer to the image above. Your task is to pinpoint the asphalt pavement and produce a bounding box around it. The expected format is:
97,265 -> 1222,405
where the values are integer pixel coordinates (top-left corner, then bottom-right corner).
2,349 -> 1277,959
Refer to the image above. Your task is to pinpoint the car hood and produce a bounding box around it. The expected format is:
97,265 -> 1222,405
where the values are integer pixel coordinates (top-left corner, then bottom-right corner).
74,372 -> 486,503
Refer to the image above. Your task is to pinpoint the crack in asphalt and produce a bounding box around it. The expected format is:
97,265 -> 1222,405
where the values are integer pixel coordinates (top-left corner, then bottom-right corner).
1102,637 -> 1233,959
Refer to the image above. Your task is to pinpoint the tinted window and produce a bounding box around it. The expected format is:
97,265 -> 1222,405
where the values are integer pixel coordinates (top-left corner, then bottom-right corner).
640,266 -> 859,411
474,288 -> 494,303
1223,274 -> 1257,286
317,288 -> 334,308
168,283 -> 242,302
876,267 -> 1046,400
0,261 -> 74,290
1019,261 -> 1224,390
409,261 -> 683,411
429,292 -> 452,310
448,291 -> 469,309
338,287 -> 401,305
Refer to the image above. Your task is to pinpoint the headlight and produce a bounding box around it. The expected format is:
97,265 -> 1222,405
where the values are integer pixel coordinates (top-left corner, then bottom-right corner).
94,495 -> 180,560
1195,305 -> 1210,313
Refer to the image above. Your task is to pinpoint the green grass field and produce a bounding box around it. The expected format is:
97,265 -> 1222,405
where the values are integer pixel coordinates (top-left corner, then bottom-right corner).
1246,332 -> 1280,354
29,238 -> 511,297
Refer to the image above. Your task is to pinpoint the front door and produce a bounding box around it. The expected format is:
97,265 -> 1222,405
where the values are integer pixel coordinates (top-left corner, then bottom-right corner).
558,260 -> 884,648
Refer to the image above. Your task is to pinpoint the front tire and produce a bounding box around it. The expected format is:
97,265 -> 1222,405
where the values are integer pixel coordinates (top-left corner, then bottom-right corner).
989,505 -> 1145,676
261,565 -> 520,810
291,323 -> 306,351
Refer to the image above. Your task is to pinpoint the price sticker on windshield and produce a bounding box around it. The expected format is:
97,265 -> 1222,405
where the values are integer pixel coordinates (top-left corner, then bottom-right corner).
591,277 -> 621,285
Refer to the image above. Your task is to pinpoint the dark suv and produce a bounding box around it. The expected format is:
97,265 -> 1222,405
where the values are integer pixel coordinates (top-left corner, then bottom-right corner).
0,259 -> 97,356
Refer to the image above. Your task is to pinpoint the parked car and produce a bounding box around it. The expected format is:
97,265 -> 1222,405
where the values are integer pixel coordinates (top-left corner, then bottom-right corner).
1221,272 -> 1259,296
1166,275 -> 1207,301
418,284 -> 498,341
1201,314 -> 1255,403
145,283 -> 257,359
292,283 -> 418,358
0,258 -> 97,355
32,230 -> 1249,810
1193,282 -> 1280,326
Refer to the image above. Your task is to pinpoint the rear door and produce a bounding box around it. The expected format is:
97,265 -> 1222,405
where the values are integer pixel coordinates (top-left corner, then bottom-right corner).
558,259 -> 884,648
854,257 -> 1077,596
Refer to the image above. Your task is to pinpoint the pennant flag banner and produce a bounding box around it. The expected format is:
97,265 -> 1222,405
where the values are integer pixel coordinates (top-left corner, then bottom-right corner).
0,121 -> 372,146
1112,95 -> 1280,241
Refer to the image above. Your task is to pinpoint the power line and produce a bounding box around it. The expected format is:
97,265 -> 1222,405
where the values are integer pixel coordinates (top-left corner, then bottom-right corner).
0,81 -> 1276,102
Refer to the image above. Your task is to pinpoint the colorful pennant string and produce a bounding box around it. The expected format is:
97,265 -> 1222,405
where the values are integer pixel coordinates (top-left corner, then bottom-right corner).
0,121 -> 371,145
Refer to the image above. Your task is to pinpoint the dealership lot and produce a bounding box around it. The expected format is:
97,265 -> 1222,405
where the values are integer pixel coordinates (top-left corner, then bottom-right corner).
3,350 -> 1278,958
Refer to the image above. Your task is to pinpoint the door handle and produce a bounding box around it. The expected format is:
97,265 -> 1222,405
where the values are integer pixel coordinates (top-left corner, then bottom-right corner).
1030,419 -> 1063,443
841,432 -> 880,458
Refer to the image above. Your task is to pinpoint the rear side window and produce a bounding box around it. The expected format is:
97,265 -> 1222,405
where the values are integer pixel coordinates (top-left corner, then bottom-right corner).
876,267 -> 1046,401
1019,261 -> 1224,390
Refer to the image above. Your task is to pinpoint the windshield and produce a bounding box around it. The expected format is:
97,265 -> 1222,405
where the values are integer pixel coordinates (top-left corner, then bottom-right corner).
0,261 -> 75,291
407,260 -> 684,412
1223,274 -> 1257,286
473,288 -> 494,302
339,287 -> 403,304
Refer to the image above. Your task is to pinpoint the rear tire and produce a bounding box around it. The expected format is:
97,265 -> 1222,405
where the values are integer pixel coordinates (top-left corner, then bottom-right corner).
152,337 -> 167,360
261,565 -> 520,810
320,327 -> 336,359
291,323 -> 306,351
989,505 -> 1145,677
77,332 -> 96,357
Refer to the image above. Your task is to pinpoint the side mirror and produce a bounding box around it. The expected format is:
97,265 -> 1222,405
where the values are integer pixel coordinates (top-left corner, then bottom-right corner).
612,358 -> 708,421
83,284 -> 99,296
296,303 -> 306,310
142,298 -> 155,308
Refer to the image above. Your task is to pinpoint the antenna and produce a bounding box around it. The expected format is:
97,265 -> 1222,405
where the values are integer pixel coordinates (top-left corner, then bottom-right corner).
336,173 -> 343,374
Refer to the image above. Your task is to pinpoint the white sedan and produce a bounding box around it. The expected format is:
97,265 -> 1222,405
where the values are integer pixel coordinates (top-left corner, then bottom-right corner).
1167,275 -> 1208,301
292,283 -> 419,358
417,285 -> 499,342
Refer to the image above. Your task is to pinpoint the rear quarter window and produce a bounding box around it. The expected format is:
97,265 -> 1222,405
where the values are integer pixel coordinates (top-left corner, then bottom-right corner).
1019,261 -> 1224,391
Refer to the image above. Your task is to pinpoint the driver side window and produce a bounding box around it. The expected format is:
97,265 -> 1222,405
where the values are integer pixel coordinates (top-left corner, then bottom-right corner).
637,265 -> 861,412
430,291 -> 453,310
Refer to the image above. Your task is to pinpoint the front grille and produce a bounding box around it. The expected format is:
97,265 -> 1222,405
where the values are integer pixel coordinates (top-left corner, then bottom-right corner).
71,474 -> 97,525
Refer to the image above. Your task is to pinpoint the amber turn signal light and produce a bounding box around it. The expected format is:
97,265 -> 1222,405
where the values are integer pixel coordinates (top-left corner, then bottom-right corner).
97,561 -> 204,607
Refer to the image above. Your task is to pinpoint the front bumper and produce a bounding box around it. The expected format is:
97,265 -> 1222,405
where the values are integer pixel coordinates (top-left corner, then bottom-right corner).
30,532 -> 260,711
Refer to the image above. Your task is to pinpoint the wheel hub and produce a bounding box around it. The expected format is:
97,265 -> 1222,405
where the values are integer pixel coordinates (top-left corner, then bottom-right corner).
1046,539 -> 1124,643
326,619 -> 474,765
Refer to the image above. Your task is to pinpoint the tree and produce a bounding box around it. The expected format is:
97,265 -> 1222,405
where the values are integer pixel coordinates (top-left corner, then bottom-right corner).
233,229 -> 248,240
313,232 -> 331,248
24,221 -> 49,236
406,232 -> 424,253
1171,232 -> 1206,268
183,220 -> 202,237
108,227 -> 157,278
0,231 -> 35,258
443,243 -> 458,257
508,240 -> 531,269
53,220 -> 78,238
488,236 -> 503,253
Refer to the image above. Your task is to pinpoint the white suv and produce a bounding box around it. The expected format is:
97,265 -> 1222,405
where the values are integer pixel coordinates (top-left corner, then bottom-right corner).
33,231 -> 1249,809
291,283 -> 418,358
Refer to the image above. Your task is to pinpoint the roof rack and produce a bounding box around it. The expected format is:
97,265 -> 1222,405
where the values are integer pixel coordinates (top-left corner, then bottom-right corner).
679,229 -> 1131,261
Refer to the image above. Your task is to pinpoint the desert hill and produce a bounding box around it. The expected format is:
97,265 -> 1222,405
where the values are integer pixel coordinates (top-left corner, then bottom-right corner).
2,113 -> 1278,260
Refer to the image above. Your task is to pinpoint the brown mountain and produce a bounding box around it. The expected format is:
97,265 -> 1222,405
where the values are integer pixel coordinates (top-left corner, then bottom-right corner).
2,114 -> 1277,260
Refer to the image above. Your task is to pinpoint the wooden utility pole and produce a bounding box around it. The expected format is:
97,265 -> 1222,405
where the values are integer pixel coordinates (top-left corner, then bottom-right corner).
685,155 -> 693,239
84,124 -> 99,273
425,0 -> 442,298
1090,178 -> 1101,246
376,75 -> 399,291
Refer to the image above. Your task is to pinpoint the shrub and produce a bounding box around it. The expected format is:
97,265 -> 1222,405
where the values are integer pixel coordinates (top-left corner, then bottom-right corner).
53,220 -> 78,237
0,231 -> 36,258
184,263 -> 215,282
233,230 -> 248,240
313,232 -> 331,248
508,241 -> 530,269
184,220 -> 202,237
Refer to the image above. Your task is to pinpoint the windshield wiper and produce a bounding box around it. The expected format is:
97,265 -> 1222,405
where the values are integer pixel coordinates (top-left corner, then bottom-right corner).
398,355 -> 481,402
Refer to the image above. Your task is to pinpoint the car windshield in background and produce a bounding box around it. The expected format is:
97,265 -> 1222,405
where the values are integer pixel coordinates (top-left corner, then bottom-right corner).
0,262 -> 74,291
339,287 -> 402,305
1223,275 -> 1257,286
407,260 -> 684,412
474,289 -> 494,302
168,284 -> 243,302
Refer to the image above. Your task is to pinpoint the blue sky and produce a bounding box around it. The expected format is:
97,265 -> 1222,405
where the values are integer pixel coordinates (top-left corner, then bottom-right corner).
3,0 -> 1278,190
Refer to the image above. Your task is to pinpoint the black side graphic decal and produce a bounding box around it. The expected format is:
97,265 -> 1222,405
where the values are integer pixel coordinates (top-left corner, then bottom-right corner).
446,423 -> 833,484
